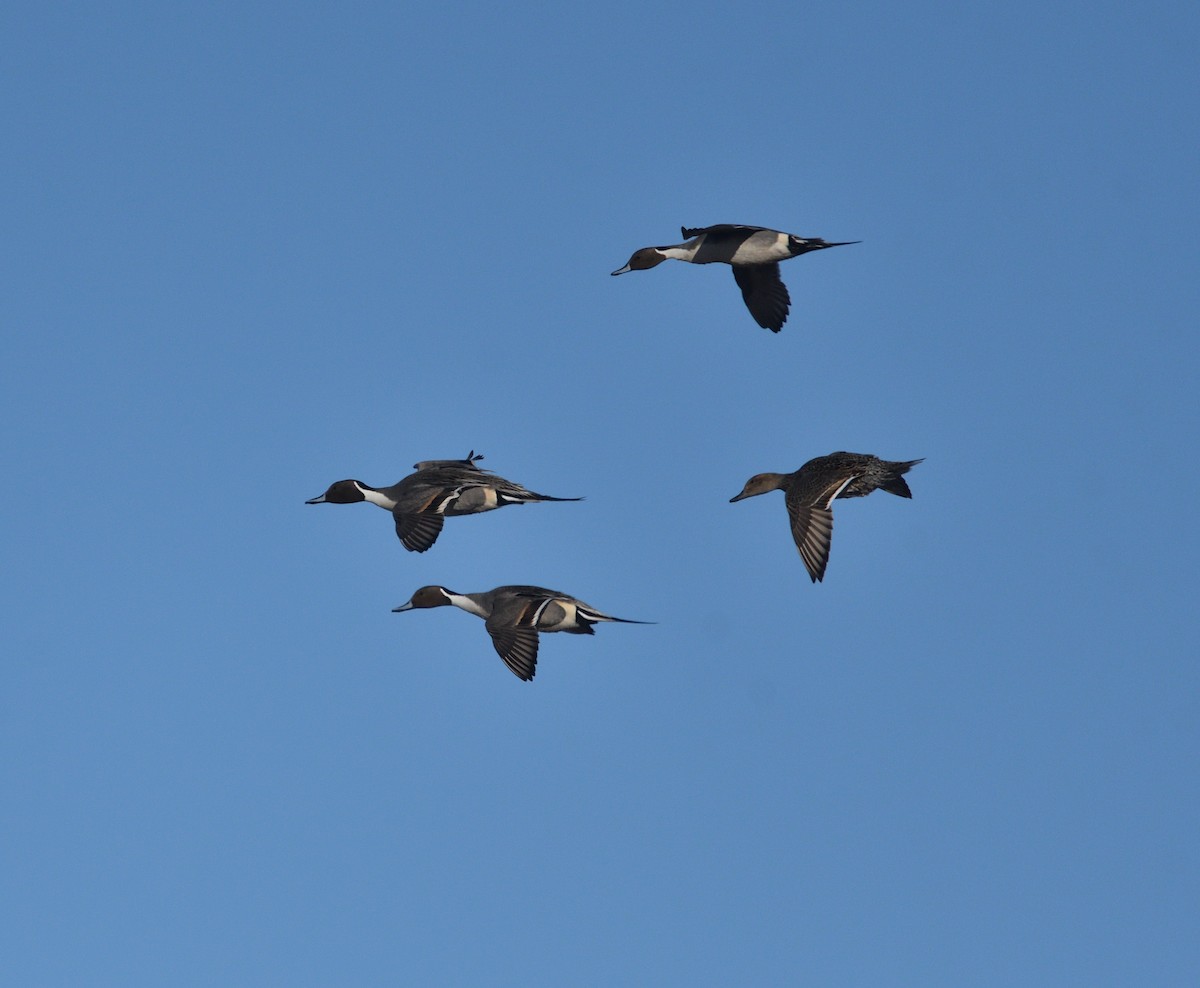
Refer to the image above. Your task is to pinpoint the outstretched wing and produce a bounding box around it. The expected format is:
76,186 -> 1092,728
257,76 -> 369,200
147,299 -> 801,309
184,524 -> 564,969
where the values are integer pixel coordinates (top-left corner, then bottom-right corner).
485,622 -> 540,681
732,264 -> 790,332
786,474 -> 856,582
393,510 -> 444,553
786,504 -> 834,583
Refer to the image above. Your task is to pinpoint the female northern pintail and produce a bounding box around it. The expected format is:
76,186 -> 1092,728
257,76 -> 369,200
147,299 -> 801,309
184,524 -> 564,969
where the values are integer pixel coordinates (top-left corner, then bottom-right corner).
611,224 -> 858,333
393,585 -> 651,681
306,452 -> 582,553
730,452 -> 922,582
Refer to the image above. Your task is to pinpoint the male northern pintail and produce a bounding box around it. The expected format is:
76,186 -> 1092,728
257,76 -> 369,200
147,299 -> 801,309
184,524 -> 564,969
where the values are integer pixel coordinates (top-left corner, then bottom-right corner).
730,452 -> 923,582
306,451 -> 582,553
392,584 -> 651,681
611,224 -> 858,333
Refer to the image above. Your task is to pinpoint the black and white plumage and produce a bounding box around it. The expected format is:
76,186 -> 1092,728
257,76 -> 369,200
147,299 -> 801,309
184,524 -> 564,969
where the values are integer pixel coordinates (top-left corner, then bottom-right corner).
730,452 -> 922,582
306,452 -> 582,552
611,224 -> 857,333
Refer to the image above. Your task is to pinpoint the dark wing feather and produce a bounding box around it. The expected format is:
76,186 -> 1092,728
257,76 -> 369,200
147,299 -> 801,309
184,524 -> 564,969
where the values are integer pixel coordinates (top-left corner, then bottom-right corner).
732,264 -> 790,332
787,505 -> 834,583
786,475 -> 856,582
681,224 -> 756,238
485,623 -> 539,681
393,511 -> 444,553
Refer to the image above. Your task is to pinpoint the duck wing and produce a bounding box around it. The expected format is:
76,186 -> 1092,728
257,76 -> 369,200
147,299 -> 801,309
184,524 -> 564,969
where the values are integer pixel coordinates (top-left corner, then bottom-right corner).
681,224 -> 763,238
484,620 -> 540,681
393,510 -> 444,553
786,504 -> 834,582
786,474 -> 856,582
732,263 -> 791,332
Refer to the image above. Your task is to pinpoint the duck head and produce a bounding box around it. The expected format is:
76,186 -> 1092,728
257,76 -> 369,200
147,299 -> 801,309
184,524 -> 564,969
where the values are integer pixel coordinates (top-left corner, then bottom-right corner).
611,247 -> 667,275
305,480 -> 368,505
729,473 -> 789,502
392,586 -> 456,612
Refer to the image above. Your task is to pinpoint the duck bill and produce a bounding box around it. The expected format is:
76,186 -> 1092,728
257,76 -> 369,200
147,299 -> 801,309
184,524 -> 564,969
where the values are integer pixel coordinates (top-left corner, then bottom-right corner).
729,491 -> 750,503
610,263 -> 632,276
391,601 -> 415,613
305,494 -> 328,504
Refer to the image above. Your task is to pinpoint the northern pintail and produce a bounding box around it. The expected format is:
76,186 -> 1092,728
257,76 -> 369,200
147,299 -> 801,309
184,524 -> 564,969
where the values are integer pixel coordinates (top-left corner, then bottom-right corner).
306,452 -> 582,553
611,224 -> 858,333
393,584 -> 651,681
730,452 -> 922,582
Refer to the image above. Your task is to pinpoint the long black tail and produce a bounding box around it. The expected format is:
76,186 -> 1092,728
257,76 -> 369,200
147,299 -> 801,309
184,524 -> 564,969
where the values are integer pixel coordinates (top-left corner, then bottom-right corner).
503,491 -> 585,504
880,458 -> 924,498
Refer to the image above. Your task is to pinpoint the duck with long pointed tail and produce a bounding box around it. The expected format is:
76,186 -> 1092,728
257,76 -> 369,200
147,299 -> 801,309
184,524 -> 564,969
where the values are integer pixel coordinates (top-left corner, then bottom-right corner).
393,585 -> 652,681
730,452 -> 922,582
611,224 -> 857,333
306,452 -> 582,553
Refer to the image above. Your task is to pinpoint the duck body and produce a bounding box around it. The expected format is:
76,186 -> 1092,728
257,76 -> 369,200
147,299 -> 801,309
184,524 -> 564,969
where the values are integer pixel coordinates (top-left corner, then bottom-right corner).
306,452 -> 581,552
730,452 -> 922,582
611,224 -> 857,333
393,584 -> 650,681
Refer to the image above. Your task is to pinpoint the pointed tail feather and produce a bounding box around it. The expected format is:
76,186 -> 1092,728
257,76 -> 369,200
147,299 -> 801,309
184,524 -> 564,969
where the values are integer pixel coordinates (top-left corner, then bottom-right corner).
577,606 -> 655,627
501,490 -> 585,505
880,458 -> 924,498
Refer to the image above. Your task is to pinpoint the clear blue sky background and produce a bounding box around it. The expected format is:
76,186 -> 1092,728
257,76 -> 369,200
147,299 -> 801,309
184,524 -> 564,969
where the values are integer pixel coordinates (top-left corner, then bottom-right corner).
4,3 -> 1197,984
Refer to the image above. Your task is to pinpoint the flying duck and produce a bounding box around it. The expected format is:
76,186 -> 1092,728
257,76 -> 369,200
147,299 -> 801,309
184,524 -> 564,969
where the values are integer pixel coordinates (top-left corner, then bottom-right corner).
612,224 -> 857,332
730,452 -> 922,581
393,584 -> 650,681
306,452 -> 582,553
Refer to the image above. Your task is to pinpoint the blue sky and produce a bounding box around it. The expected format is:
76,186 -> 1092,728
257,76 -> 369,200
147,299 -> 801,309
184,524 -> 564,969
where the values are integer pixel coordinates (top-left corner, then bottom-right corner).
4,2 -> 1198,984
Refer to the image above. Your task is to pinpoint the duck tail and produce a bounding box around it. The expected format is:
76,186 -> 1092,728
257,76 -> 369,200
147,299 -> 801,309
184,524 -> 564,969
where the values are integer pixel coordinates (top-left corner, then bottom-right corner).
577,606 -> 654,628
880,458 -> 924,498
